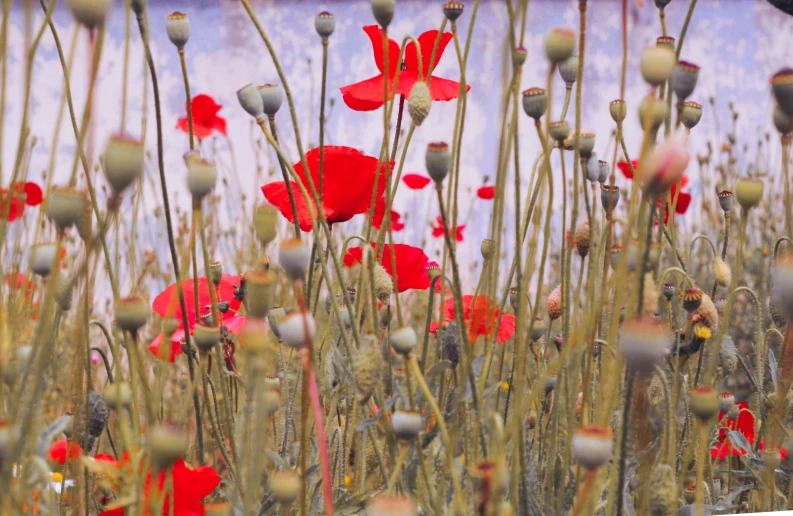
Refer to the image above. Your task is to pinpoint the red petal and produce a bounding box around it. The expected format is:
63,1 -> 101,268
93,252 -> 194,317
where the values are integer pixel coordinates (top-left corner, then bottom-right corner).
363,25 -> 399,78
211,116 -> 227,136
429,321 -> 441,334
404,30 -> 453,79
403,173 -> 431,190
21,182 -> 43,206
261,181 -> 317,232
171,458 -> 221,506
190,94 -> 222,120
340,74 -> 388,111
370,195 -> 387,229
617,160 -> 636,179
674,191 -> 691,214
148,329 -> 185,362
477,185 -> 495,200
151,278 -> 240,332
48,439 -> 82,465
344,244 -> 431,292
496,314 -> 516,342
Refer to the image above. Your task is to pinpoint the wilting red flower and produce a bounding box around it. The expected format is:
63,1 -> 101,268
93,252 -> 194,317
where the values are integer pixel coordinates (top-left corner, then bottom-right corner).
431,215 -> 465,242
176,94 -> 227,140
429,295 -> 516,343
97,455 -> 220,516
403,173 -> 432,190
150,274 -> 242,362
710,401 -> 788,459
617,160 -> 638,180
477,185 -> 495,200
262,146 -> 393,232
344,243 -> 431,292
339,26 -> 469,111
48,439 -> 82,465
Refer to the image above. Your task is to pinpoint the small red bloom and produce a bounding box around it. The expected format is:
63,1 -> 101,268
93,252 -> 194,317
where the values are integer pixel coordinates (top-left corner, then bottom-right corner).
344,243 -> 431,292
48,439 -> 82,465
710,401 -> 788,460
657,176 -> 691,225
340,26 -> 469,111
617,160 -> 638,180
11,182 -> 43,206
403,173 -> 432,190
0,189 -> 26,221
431,215 -> 465,242
176,94 -> 227,140
477,185 -> 495,200
262,146 -> 393,232
370,197 -> 405,232
429,295 -> 516,343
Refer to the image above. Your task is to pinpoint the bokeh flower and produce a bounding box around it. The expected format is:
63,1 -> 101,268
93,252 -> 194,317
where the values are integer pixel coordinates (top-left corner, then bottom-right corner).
403,173 -> 432,190
48,439 -> 82,465
176,94 -> 227,140
431,215 -> 465,242
430,295 -> 516,343
477,185 -> 495,200
344,243 -> 431,292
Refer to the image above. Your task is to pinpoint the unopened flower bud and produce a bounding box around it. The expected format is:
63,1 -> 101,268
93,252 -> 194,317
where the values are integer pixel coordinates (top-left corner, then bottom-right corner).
544,27 -> 576,64
314,11 -> 335,39
407,81 -> 431,126
352,334 -> 381,404
426,142 -> 450,183
114,296 -> 150,334
278,238 -> 310,280
237,84 -> 264,119
259,84 -> 283,117
521,88 -> 547,121
713,257 -> 731,288
166,12 -> 190,49
575,221 -> 591,258
370,0 -> 395,28
640,46 -> 675,87
102,134 -> 144,196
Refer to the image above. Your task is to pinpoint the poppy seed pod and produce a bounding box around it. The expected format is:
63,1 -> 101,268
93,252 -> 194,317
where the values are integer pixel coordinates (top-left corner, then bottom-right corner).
575,221 -> 591,258
480,238 -> 496,260
598,160 -> 609,183
426,142 -> 451,183
690,386 -> 719,420
166,12 -> 190,49
278,238 -> 310,280
771,68 -> 793,117
656,36 -> 675,52
314,11 -> 335,39
253,204 -> 279,246
719,391 -> 735,414
259,84 -> 284,118
670,61 -> 700,101
512,46 -> 527,67
244,270 -> 276,318
469,460 -> 509,496
713,257 -> 731,288
277,312 -> 316,349
638,96 -> 669,132
521,88 -> 547,121
238,319 -> 272,354
609,245 -> 623,271
209,261 -> 222,286
681,101 -> 703,129
237,84 -> 264,119
585,153 -> 600,182
192,323 -> 220,352
682,288 -> 703,312
578,130 -> 595,157
640,46 -> 675,87
46,186 -> 87,230
609,99 -> 627,124
114,296 -> 150,334
367,496 -> 418,516
559,55 -> 578,85
442,1 -> 464,22
103,382 -> 133,410
509,287 -> 519,311
600,184 -> 620,214
184,151 -> 217,200
544,27 -> 576,64
717,190 -> 733,212
264,376 -> 281,391
407,81 -> 431,126
102,134 -> 145,195
370,0 -> 395,27
620,316 -> 671,371
572,425 -> 614,470
734,178 -> 764,209
391,410 -> 422,440
549,121 -> 570,143
662,282 -> 675,300
655,0 -> 672,6
269,470 -> 301,505
352,334 -> 381,404
547,284 -> 562,320
390,325 -> 417,355
774,104 -> 792,135
268,307 -> 286,339
263,388 -> 281,413
65,0 -> 111,28
642,128 -> 689,198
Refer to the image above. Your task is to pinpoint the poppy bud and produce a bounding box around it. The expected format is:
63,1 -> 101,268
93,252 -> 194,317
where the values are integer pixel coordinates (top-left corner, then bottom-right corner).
578,129 -> 596,157
480,238 -> 496,260
442,1 -> 464,22
426,142 -> 451,183
670,61 -> 699,101
642,128 -> 689,198
147,423 -> 187,469
575,221 -> 591,258
268,307 -> 286,339
391,410 -> 422,440
259,84 -> 283,118
572,425 -> 613,470
774,104 -> 791,135
407,81 -> 431,126
512,46 -> 527,67
719,391 -> 734,414
598,160 -> 609,184
103,382 -> 133,410
102,134 -> 144,196
549,121 -> 570,143
648,464 -> 675,516
585,154 -> 599,182
314,11 -> 335,39
734,178 -> 763,210
521,87 -> 547,121
65,0 -> 111,28
620,316 -> 671,371
609,99 -> 627,124
263,388 -> 281,413
114,296 -> 150,334
544,27 -> 576,64
56,275 -> 73,312
390,325 -> 417,355
600,185 -> 620,214
184,151 -> 217,200
166,12 -> 190,50
559,55 -> 578,85
367,496 -> 418,516
372,264 -> 393,302
278,238 -> 310,280
681,101 -> 703,129
640,46 -> 675,87
662,282 -> 675,301
192,323 -> 219,353
370,0 -> 395,28
244,270 -> 276,319
531,317 -> 546,341
237,84 -> 264,119
277,312 -> 315,349
717,190 -> 733,212
547,285 -> 562,320
352,334 -> 381,404
690,386 -> 719,421
638,96 -> 669,132
269,470 -> 301,505
713,257 -> 731,288
46,186 -> 88,230
656,35 -> 675,52
771,68 -> 793,117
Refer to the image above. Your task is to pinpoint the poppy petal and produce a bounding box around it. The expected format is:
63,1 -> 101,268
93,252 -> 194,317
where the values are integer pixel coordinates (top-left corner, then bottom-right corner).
363,25 -> 400,78
674,191 -> 691,214
404,30 -> 453,79
22,182 -> 43,206
403,174 -> 432,190
340,74 -> 388,111
261,181 -> 317,232
48,439 -> 82,464
477,185 -> 495,200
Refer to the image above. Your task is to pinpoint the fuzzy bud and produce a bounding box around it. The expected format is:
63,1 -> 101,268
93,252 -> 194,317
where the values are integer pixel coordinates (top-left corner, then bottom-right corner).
314,11 -> 335,39
102,134 -> 145,196
259,84 -> 284,118
681,101 -> 703,129
114,296 -> 149,334
426,142 -> 451,183
734,178 -> 763,210
521,88 -> 547,121
166,12 -> 190,49
717,335 -> 738,376
370,0 -> 395,27
66,0 -> 112,28
278,312 -> 316,349
640,46 -> 675,87
353,334 -> 381,404
547,284 -> 562,320
575,221 -> 591,258
184,151 -> 217,200
237,84 -> 264,119
696,294 -> 719,329
713,257 -> 731,288
407,81 -> 431,126
648,464 -> 675,516
544,27 -> 576,64
572,425 -> 613,470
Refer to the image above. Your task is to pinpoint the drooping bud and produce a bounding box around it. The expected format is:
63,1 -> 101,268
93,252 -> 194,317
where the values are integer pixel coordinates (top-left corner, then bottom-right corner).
102,134 -> 145,196
426,142 -> 451,183
314,11 -> 335,39
544,27 -> 576,64
166,12 -> 190,50
407,81 -> 431,126
259,84 -> 284,117
713,257 -> 731,288
640,46 -> 675,87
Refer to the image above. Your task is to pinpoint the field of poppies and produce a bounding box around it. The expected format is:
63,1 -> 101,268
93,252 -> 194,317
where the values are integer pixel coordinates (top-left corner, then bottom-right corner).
3,0 -> 793,514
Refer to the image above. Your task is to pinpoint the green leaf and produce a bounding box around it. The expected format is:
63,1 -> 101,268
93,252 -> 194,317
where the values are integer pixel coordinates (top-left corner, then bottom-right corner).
727,430 -> 758,460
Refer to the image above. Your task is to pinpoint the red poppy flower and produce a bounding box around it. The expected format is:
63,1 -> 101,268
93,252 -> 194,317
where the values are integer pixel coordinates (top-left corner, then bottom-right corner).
429,295 -> 516,343
403,173 -> 432,190
0,189 -> 26,221
97,455 -> 220,516
369,196 -> 405,232
617,160 -> 638,180
340,26 -> 469,111
48,439 -> 82,465
11,182 -> 43,206
176,94 -> 227,140
150,274 -> 242,362
431,215 -> 465,242
344,243 -> 431,292
657,178 -> 692,225
710,401 -> 788,459
477,185 -> 495,200
262,146 -> 393,232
